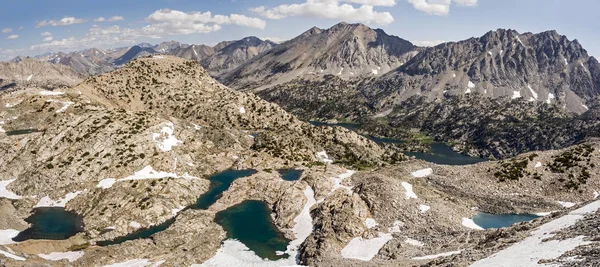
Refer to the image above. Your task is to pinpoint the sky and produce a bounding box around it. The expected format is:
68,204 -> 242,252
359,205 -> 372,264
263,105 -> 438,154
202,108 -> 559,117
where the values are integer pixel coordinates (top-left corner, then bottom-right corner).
0,0 -> 598,60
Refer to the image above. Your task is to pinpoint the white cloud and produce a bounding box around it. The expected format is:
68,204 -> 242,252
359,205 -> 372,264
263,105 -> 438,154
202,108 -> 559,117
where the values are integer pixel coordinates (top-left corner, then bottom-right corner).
408,0 -> 478,15
37,17 -> 87,27
95,16 -> 125,22
2,28 -> 13,33
43,36 -> 54,42
146,9 -> 266,31
7,35 -> 19,40
251,0 -> 394,25
41,31 -> 52,36
344,0 -> 397,6
413,39 -> 446,46
108,16 -> 125,22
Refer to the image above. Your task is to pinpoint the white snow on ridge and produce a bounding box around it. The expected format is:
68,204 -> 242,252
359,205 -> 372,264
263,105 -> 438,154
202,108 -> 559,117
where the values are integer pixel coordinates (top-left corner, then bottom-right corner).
462,218 -> 484,230
471,200 -> 600,267
0,179 -> 21,199
239,107 -> 246,114
0,229 -> 19,245
468,81 -> 475,88
412,168 -> 433,178
152,122 -> 182,152
103,259 -> 165,267
528,85 -> 538,100
535,162 -> 542,168
419,204 -> 431,213
413,250 -> 461,260
512,91 -> 522,99
557,201 -> 576,208
287,186 -> 317,255
364,218 -> 378,229
38,251 -> 84,262
402,182 -> 418,199
547,93 -> 555,104
372,69 -> 378,75
341,233 -> 393,261
35,191 -> 82,208
405,238 -> 424,247
316,151 -> 333,164
97,178 -> 117,189
329,170 -> 355,195
39,90 -> 65,96
0,249 -> 25,261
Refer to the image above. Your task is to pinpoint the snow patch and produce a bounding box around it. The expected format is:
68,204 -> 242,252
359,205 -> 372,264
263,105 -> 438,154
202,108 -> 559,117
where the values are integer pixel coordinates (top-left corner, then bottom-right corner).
26,74 -> 33,81
564,58 -> 568,65
152,122 -> 182,152
512,90 -> 521,99
388,220 -> 403,233
103,259 -> 165,267
453,73 -> 456,78
0,249 -> 25,261
411,168 -> 432,178
286,186 -> 316,255
152,56 -> 164,59
487,51 -> 493,56
35,191 -> 82,208
364,218 -> 378,229
535,162 -> 542,168
0,179 -> 21,199
120,166 -> 199,181
239,107 -> 246,114
401,182 -> 418,199
329,170 -> 355,195
547,93 -> 555,104
194,239 -> 296,267
0,229 -> 19,245
371,69 -> 378,75
129,221 -> 142,229
528,85 -> 538,100
583,104 -> 589,110
56,101 -> 74,113
96,178 -> 117,189
405,238 -> 424,247
39,90 -> 65,96
471,200 -> 600,266
38,251 -> 84,262
5,101 -> 22,108
413,250 -> 461,260
557,201 -> 576,208
462,218 -> 484,230
316,150 -> 333,164
337,68 -> 344,75
341,233 -> 393,261
419,204 -> 431,213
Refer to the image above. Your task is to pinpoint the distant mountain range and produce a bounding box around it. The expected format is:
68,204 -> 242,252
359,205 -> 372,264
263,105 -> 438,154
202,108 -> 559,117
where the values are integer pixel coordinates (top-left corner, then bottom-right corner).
10,22 -> 600,117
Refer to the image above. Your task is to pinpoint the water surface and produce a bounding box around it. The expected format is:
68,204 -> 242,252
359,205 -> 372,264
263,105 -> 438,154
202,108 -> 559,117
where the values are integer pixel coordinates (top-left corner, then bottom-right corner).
98,169 -> 257,246
473,213 -> 540,229
13,208 -> 83,242
5,129 -> 40,136
278,169 -> 304,181
215,200 -> 290,260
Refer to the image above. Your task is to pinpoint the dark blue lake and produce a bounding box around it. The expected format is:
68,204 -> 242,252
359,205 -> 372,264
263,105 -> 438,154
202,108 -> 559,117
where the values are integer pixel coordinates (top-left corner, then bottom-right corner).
97,169 -> 257,246
278,169 -> 304,181
215,200 -> 290,260
472,213 -> 540,229
12,207 -> 83,242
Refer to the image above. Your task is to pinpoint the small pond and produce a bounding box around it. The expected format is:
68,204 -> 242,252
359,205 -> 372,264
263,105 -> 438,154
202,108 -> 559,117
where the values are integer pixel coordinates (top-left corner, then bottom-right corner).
13,207 -> 84,242
472,213 -> 540,229
215,200 -> 290,260
277,169 -> 304,181
5,129 -> 41,136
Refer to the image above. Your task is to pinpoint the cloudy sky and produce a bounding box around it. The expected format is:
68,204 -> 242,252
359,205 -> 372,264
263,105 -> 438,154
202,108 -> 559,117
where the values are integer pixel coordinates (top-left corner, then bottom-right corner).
0,0 -> 598,60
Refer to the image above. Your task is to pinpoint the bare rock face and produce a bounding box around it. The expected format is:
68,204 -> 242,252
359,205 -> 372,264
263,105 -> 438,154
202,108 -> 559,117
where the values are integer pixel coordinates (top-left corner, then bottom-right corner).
0,58 -> 82,91
220,22 -> 418,90
202,36 -> 276,77
370,29 -> 600,114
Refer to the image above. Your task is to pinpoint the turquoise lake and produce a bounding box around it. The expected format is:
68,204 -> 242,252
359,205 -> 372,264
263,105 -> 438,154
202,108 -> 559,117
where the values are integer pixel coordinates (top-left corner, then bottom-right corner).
473,213 -> 540,229
278,169 -> 304,181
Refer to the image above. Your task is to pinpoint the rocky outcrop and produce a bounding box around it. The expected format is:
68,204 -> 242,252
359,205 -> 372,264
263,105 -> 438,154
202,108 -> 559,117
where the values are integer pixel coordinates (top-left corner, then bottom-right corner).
220,22 -> 419,90
202,36 -> 275,77
0,58 -> 82,90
